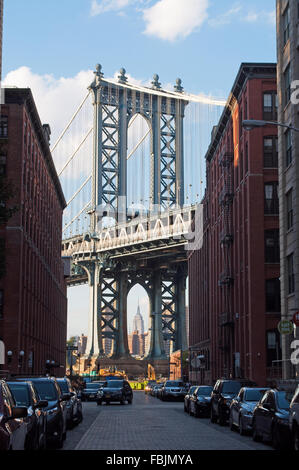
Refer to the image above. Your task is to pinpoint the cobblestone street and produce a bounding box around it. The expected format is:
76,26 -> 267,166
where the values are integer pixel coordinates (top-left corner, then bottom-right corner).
63,391 -> 271,451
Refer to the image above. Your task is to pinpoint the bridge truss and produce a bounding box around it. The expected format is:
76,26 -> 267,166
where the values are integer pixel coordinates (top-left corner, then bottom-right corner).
53,65 -> 225,363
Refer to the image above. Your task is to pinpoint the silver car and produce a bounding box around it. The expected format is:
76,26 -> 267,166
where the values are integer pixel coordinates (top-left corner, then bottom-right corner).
160,381 -> 186,401
229,387 -> 269,435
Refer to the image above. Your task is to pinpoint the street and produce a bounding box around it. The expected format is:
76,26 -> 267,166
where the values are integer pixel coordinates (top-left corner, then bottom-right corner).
63,391 -> 271,451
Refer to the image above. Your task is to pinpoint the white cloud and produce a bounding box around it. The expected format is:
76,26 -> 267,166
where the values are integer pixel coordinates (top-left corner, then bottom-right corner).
3,66 -> 94,146
208,3 -> 242,27
243,10 -> 276,26
142,0 -> 209,42
90,0 -> 135,16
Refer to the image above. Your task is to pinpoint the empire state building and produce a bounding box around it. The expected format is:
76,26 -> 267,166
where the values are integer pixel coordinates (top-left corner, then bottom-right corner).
132,302 -> 144,335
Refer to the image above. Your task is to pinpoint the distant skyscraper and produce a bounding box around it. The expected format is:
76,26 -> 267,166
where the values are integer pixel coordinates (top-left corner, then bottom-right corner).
132,301 -> 144,335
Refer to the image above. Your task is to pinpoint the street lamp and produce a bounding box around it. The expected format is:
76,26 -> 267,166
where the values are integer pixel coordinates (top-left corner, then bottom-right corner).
18,350 -> 25,368
242,119 -> 299,133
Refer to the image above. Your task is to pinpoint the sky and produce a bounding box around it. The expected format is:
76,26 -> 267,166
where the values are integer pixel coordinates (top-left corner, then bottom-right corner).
2,0 -> 277,338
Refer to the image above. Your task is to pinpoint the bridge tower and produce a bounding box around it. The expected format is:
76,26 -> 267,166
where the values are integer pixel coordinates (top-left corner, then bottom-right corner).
75,65 -> 189,370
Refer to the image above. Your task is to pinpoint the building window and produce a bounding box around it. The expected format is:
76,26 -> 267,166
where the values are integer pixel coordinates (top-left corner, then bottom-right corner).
264,182 -> 279,215
0,117 -> 8,138
284,64 -> 291,104
286,189 -> 293,230
263,92 -> 277,121
283,5 -> 290,45
266,279 -> 281,312
265,229 -> 280,263
287,253 -> 295,294
285,128 -> 292,167
266,330 -> 281,367
263,136 -> 278,167
0,155 -> 6,176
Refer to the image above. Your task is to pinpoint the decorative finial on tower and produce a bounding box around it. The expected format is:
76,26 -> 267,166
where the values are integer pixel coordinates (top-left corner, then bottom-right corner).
151,73 -> 161,90
118,67 -> 128,84
94,64 -> 104,85
174,78 -> 183,93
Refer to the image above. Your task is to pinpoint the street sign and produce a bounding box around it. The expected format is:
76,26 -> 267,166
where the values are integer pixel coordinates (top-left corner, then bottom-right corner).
278,319 -> 294,335
293,312 -> 299,327
66,346 -> 78,351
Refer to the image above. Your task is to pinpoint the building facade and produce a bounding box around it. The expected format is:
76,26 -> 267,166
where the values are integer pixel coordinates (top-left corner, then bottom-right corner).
188,63 -> 281,386
0,88 -> 67,376
276,0 -> 299,379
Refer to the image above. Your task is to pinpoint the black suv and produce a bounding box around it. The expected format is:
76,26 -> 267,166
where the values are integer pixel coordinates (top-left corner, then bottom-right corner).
97,380 -> 133,405
16,377 -> 69,448
56,377 -> 83,429
210,379 -> 256,426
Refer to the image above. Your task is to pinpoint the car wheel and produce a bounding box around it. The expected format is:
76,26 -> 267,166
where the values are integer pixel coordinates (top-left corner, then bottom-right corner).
97,400 -> 102,406
56,427 -> 64,449
128,398 -> 133,404
252,419 -> 261,442
218,410 -> 226,426
272,424 -> 281,450
239,416 -> 246,436
229,412 -> 234,431
106,401 -> 110,405
293,425 -> 299,451
210,407 -> 217,423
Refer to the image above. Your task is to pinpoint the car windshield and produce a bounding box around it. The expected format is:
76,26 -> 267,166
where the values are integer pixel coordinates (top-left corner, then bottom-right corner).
165,381 -> 184,387
32,381 -> 58,401
8,384 -> 31,406
244,389 -> 268,402
86,383 -> 101,389
197,386 -> 213,396
222,382 -> 242,394
277,391 -> 292,410
103,381 -> 123,388
57,381 -> 69,393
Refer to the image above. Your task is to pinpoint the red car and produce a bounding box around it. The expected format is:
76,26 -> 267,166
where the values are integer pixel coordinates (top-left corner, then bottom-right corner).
0,379 -> 28,450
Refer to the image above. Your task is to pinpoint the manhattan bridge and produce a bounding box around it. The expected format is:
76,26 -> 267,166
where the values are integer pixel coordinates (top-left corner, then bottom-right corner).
53,64 -> 225,375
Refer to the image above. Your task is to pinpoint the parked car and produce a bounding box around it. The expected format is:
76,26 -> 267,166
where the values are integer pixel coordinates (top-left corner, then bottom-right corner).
184,386 -> 198,413
289,385 -> 299,451
229,387 -> 269,435
210,379 -> 256,425
56,377 -> 83,429
189,386 -> 213,418
252,389 -> 292,450
81,381 -> 105,402
160,381 -> 186,401
97,380 -> 133,405
153,384 -> 163,398
157,382 -> 165,400
16,377 -> 68,449
7,380 -> 48,450
0,379 -> 28,450
145,381 -> 156,395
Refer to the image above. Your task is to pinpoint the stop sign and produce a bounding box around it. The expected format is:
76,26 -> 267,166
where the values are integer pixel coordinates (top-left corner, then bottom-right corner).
293,312 -> 299,327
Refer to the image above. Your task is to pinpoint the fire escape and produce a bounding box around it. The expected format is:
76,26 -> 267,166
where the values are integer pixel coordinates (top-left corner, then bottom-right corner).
218,151 -> 234,377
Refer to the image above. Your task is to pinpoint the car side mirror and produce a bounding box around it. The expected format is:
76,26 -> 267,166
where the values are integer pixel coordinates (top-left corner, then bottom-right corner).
34,400 -> 48,409
61,393 -> 71,401
7,406 -> 28,421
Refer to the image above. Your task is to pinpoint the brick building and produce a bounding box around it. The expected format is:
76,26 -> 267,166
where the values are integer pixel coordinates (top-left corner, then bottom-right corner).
0,88 -> 67,376
188,63 -> 281,386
